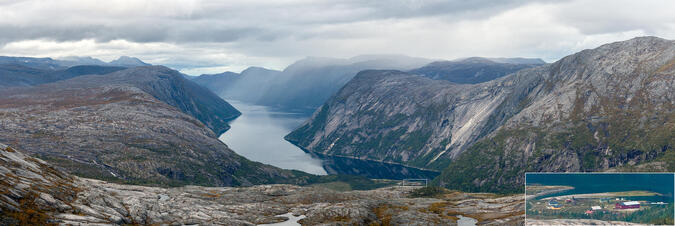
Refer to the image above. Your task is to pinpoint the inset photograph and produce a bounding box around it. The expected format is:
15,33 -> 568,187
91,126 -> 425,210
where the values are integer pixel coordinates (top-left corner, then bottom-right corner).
526,173 -> 674,225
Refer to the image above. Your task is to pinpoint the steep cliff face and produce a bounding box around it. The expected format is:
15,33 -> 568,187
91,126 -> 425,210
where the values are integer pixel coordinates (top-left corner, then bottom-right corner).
288,37 -> 674,193
436,36 -> 674,193
285,68 -> 540,170
0,66 -> 302,187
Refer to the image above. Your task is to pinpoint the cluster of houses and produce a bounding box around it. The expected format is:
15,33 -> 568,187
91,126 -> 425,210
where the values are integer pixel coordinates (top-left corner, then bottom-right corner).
585,201 -> 641,214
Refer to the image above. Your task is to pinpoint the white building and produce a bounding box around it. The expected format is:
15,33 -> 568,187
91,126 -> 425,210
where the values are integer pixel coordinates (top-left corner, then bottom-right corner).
623,201 -> 640,206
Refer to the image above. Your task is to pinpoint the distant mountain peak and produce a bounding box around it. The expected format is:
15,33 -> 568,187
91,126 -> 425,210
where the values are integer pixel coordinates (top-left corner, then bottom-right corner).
109,56 -> 150,67
241,66 -> 277,74
457,57 -> 496,64
596,36 -> 673,52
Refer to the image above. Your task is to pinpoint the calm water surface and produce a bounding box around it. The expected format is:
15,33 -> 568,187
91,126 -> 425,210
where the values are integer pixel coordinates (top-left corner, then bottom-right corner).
220,100 -> 440,179
219,100 -> 327,175
527,173 -> 674,202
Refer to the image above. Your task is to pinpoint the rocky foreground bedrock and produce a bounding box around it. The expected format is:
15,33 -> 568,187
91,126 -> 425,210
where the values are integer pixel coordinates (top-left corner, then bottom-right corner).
0,143 -> 524,225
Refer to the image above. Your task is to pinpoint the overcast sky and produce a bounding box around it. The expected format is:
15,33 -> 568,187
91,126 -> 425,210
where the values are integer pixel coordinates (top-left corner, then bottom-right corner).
1,0 -> 674,75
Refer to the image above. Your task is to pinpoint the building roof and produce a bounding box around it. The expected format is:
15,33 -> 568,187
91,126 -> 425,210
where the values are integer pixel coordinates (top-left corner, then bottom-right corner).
622,201 -> 640,205
591,206 -> 601,210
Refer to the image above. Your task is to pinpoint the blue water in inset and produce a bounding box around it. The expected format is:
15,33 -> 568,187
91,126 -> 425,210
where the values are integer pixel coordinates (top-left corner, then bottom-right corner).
527,173 -> 674,202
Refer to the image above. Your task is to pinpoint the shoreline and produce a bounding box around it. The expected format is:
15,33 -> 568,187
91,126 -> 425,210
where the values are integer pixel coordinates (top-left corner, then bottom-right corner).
526,185 -> 574,200
540,191 -> 660,200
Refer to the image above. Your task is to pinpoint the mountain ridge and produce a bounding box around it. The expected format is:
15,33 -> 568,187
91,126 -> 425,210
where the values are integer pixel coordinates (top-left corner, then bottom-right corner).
435,36 -> 674,192
0,66 -> 291,187
95,66 -> 242,134
191,55 -> 433,112
0,64 -> 128,88
409,57 -> 545,84
0,55 -> 150,70
287,36 -> 674,193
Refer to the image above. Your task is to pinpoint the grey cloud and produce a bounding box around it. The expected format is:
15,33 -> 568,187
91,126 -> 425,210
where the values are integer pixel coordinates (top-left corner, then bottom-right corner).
1,0 -> 674,75
0,23 -> 271,44
548,0 -> 675,35
0,0 -> 545,44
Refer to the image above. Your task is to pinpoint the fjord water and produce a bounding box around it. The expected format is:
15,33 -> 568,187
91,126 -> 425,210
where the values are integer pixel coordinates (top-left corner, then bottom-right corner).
527,173 -> 675,202
219,100 -> 440,179
219,101 -> 327,175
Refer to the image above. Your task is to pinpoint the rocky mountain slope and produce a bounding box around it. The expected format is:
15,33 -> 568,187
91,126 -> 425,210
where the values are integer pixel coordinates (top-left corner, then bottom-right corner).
286,69 -> 518,170
410,57 -> 544,84
287,37 -> 674,193
100,66 -> 241,134
0,66 -> 304,187
2,65 -> 240,134
191,56 -> 540,112
436,36 -> 674,192
0,143 -> 524,225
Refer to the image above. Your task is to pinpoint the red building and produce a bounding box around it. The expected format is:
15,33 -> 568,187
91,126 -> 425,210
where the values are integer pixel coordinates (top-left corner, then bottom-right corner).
615,201 -> 640,209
